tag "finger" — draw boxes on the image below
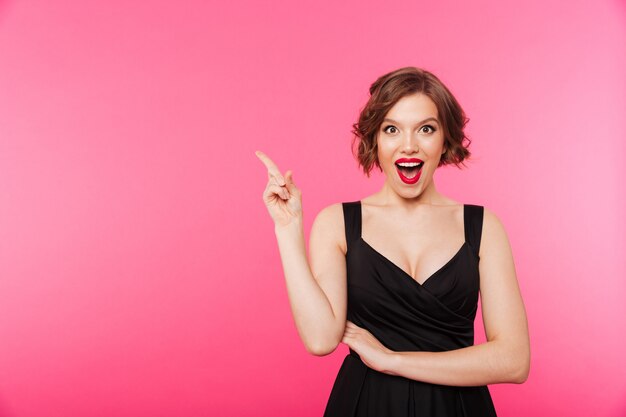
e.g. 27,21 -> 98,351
284,170 -> 298,193
267,177 -> 291,199
255,151 -> 285,185
266,184 -> 290,200
269,171 -> 286,187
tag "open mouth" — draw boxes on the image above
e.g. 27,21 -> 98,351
395,161 -> 424,180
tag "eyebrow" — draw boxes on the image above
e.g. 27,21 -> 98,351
383,117 -> 440,126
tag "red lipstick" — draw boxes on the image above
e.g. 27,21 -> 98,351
395,158 -> 424,185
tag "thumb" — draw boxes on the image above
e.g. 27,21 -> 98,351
284,170 -> 297,192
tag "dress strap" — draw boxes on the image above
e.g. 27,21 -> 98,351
464,204 -> 485,258
342,201 -> 362,253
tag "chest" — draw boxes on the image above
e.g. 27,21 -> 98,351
360,209 -> 465,285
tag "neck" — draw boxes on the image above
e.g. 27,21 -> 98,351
378,178 -> 443,208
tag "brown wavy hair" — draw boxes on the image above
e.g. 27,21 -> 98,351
352,66 -> 471,177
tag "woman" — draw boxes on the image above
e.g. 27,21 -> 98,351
255,66 -> 530,416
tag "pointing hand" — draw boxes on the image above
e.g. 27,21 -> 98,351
255,150 -> 303,228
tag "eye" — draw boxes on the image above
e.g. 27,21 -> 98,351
383,125 -> 397,134
421,125 -> 436,134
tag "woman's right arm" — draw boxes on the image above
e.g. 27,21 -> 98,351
275,204 -> 347,356
256,151 -> 347,356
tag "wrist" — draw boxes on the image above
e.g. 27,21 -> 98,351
274,217 -> 303,234
384,351 -> 404,376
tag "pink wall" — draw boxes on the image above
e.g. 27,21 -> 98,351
0,0 -> 624,416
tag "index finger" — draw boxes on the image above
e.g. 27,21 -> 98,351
255,150 -> 285,185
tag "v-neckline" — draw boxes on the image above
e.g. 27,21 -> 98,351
358,201 -> 467,287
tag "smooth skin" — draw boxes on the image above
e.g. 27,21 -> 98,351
256,92 -> 530,386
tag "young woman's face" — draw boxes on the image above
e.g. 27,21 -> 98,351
376,93 -> 446,198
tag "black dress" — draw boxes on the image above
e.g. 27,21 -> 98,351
323,201 -> 498,417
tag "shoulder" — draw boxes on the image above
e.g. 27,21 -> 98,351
314,202 -> 345,224
311,203 -> 347,254
482,206 -> 507,234
478,206 -> 511,258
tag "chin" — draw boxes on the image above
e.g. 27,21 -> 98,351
397,185 -> 423,197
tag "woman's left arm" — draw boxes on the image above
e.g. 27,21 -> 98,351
344,208 -> 531,386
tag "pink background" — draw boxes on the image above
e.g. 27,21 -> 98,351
1,0 -> 625,416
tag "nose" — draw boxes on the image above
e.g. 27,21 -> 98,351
401,132 -> 419,153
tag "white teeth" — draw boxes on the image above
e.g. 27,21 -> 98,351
396,162 -> 423,167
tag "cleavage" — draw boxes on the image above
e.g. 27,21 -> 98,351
361,205 -> 464,284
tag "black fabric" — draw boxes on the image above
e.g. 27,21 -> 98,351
323,201 -> 497,417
